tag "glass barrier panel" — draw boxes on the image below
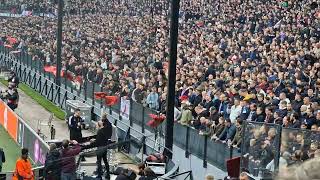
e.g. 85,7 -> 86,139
241,122 -> 281,179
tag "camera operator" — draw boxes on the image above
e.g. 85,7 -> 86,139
60,139 -> 82,180
90,116 -> 112,179
68,108 -> 84,142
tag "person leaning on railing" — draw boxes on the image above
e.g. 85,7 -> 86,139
60,140 -> 82,180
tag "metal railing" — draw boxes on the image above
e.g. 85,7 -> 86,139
0,46 -> 240,171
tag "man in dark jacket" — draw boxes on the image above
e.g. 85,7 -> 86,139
5,87 -> 19,111
91,117 -> 113,179
8,71 -> 19,88
60,140 -> 82,180
0,148 -> 5,172
44,144 -> 61,180
218,119 -> 236,142
68,108 -> 84,142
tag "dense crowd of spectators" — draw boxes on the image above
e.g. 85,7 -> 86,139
0,0 -> 320,175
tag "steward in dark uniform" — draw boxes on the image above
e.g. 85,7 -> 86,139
68,108 -> 84,142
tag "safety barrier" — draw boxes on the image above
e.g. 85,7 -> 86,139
0,99 -> 49,179
0,46 -> 239,172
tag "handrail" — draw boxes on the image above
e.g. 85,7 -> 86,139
2,52 -> 173,154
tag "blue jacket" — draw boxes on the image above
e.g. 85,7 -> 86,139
219,124 -> 236,141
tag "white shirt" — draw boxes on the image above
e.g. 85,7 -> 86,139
229,105 -> 242,123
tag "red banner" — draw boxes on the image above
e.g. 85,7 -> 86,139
0,100 -> 18,141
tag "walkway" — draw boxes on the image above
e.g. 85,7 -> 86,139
0,83 -> 137,179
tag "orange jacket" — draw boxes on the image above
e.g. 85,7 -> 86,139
12,158 -> 34,180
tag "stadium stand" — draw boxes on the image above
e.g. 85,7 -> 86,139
0,0 -> 320,179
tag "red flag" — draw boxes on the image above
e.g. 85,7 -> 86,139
147,114 -> 166,128
74,76 -> 83,84
105,96 -> 118,106
94,92 -> 107,99
61,71 -> 74,81
44,66 -> 57,75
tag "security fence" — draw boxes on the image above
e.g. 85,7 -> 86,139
0,46 -> 240,172
4,46 -> 320,178
241,122 -> 281,179
0,98 -> 49,179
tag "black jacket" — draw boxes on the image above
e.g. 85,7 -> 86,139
95,121 -> 113,147
44,149 -> 61,179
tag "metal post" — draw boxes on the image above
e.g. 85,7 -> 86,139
165,0 -> 180,159
203,135 -> 207,168
56,0 -> 64,104
56,0 -> 63,88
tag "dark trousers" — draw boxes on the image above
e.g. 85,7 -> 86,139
69,129 -> 82,142
97,150 -> 109,178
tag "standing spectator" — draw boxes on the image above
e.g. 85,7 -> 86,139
60,140 -> 82,180
44,144 -> 61,180
146,86 -> 159,110
229,98 -> 242,123
67,108 -> 84,142
132,84 -> 144,104
90,117 -> 113,179
211,117 -> 226,140
12,148 -> 34,180
179,105 -> 193,125
230,119 -> 244,148
218,119 -> 236,143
